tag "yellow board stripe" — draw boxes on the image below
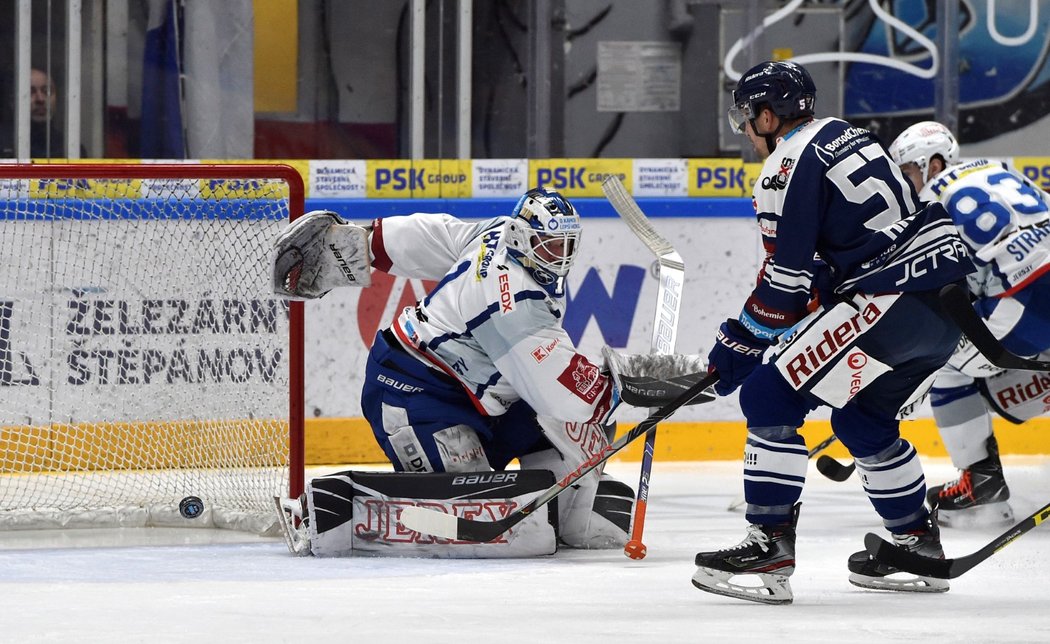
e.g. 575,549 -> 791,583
6,417 -> 1046,471
1,420 -> 287,472
303,417 -> 1050,466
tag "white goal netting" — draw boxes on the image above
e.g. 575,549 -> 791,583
0,165 -> 303,534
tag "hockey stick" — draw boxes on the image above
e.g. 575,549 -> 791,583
601,175 -> 685,561
940,283 -> 1050,371
727,433 -> 841,511
815,454 -> 855,482
398,372 -> 719,543
863,501 -> 1050,579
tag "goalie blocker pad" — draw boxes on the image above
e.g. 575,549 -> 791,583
601,347 -> 714,408
273,210 -> 372,299
303,469 -> 559,558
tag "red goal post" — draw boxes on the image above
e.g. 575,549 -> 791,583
0,163 -> 304,534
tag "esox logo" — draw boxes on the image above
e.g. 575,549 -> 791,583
498,273 -> 515,314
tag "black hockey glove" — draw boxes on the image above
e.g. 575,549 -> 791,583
706,319 -> 770,396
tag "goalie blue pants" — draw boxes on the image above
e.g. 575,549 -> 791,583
361,329 -> 547,472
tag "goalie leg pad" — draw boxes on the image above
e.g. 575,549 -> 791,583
592,474 -> 634,534
520,428 -> 635,550
297,470 -> 558,558
273,210 -> 372,299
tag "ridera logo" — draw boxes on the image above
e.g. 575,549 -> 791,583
784,302 -> 883,387
995,373 -> 1050,409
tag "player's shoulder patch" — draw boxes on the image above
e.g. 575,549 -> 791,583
474,227 -> 505,282
556,353 -> 605,404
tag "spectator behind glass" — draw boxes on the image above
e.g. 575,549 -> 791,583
0,68 -> 83,158
30,68 -> 66,158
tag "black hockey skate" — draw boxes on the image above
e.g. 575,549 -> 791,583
691,504 -> 798,605
927,436 -> 1013,528
848,510 -> 949,593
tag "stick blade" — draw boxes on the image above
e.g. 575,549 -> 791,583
397,506 -> 511,543
863,532 -> 954,579
815,455 -> 855,482
397,506 -> 461,540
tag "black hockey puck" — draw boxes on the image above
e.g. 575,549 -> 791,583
179,496 -> 205,519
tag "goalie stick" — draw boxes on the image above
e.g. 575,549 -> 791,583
863,500 -> 1050,579
600,176 -> 685,561
397,372 -> 719,543
940,283 -> 1050,371
727,433 -> 841,511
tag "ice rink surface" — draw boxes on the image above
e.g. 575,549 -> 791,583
2,457 -> 1048,643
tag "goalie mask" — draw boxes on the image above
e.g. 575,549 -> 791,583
888,121 -> 960,186
505,187 -> 581,296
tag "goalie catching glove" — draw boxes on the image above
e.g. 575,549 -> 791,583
273,210 -> 373,299
601,346 -> 714,408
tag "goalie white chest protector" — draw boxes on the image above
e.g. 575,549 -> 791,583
371,213 -> 613,423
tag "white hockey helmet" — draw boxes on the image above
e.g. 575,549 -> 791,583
888,121 -> 960,185
505,187 -> 582,286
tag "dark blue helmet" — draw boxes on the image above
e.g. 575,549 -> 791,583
728,61 -> 816,133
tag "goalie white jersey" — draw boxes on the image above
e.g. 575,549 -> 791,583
369,212 -> 615,422
921,159 -> 1050,298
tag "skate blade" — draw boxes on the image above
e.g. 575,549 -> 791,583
848,571 -> 949,593
691,566 -> 793,605
937,501 -> 1014,529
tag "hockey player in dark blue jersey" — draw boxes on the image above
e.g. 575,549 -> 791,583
691,61 -> 976,604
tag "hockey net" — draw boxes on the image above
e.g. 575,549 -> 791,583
0,164 -> 305,535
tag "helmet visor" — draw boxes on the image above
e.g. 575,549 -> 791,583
727,101 -> 754,134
